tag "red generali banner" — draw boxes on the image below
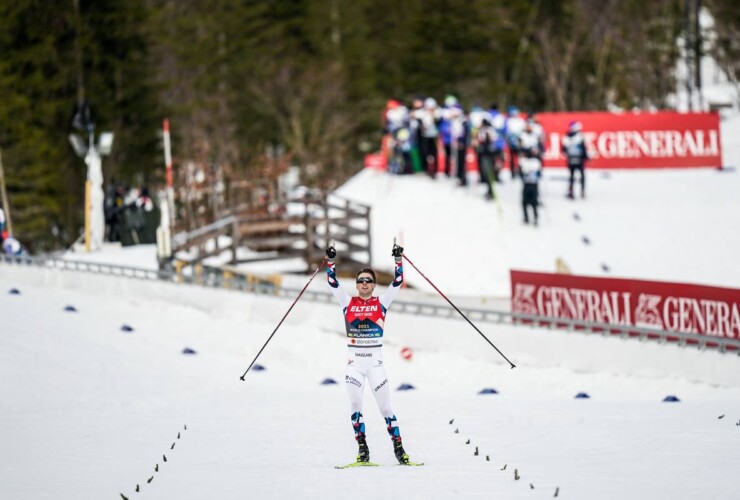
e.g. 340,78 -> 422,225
536,111 -> 722,169
510,270 -> 740,340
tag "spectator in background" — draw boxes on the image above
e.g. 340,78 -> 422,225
467,104 -> 490,132
124,186 -> 140,206
136,187 -> 154,211
449,105 -> 470,186
519,121 -> 541,161
384,100 -> 405,136
527,115 -> 546,158
505,106 -> 526,179
104,184 -> 126,242
384,100 -> 411,175
393,127 -> 413,175
439,96 -> 456,178
467,104 -> 491,191
562,121 -> 589,199
419,98 -> 441,178
118,186 -> 151,243
488,104 -> 507,182
520,146 -> 542,226
476,119 -> 499,199
408,97 -> 425,174
3,235 -> 25,257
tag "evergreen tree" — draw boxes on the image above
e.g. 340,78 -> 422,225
1,0 -> 707,251
0,0 -> 161,251
0,1 -> 80,251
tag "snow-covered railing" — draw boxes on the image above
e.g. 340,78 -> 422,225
1,254 -> 168,280
3,254 -> 738,354
47,258 -> 166,280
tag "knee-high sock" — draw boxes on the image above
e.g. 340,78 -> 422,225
351,411 -> 366,439
385,415 -> 401,442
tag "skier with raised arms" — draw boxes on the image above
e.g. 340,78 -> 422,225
326,241 -> 420,468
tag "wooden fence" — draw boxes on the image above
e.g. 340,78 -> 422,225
170,193 -> 371,273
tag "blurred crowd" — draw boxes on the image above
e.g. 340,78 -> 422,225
0,184 -> 157,257
383,96 -> 545,183
382,95 -> 589,226
104,183 -> 156,244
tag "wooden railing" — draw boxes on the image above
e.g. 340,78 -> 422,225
169,193 -> 371,272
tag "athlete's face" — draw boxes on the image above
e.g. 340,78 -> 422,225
356,273 -> 376,299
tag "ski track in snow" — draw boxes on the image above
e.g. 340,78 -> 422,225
1,261 -> 739,499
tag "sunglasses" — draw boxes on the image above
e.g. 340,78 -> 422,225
356,277 -> 375,284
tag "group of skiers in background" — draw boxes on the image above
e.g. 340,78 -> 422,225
382,95 -> 590,227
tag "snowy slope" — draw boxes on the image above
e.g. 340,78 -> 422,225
1,263 -> 739,500
328,113 -> 740,298
2,108 -> 739,500
335,166 -> 740,298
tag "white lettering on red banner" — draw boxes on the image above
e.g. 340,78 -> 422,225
544,129 -> 719,161
536,111 -> 722,169
534,287 -> 633,325
511,271 -> 740,339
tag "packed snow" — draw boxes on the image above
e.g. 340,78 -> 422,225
1,111 -> 739,500
1,263 -> 739,500
337,166 -> 740,298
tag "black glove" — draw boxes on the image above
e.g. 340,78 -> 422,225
391,244 -> 404,258
326,246 -> 336,259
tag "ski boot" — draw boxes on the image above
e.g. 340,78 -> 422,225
357,436 -> 370,463
393,438 -> 409,465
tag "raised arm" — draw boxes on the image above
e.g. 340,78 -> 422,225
379,243 -> 404,309
326,245 -> 351,308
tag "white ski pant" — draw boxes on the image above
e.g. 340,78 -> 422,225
345,346 -> 400,436
345,347 -> 394,417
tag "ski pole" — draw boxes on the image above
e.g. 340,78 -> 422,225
239,257 -> 327,380
402,253 -> 516,369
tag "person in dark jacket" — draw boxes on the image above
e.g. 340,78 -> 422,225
476,119 -> 499,199
562,121 -> 589,199
520,147 -> 542,226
